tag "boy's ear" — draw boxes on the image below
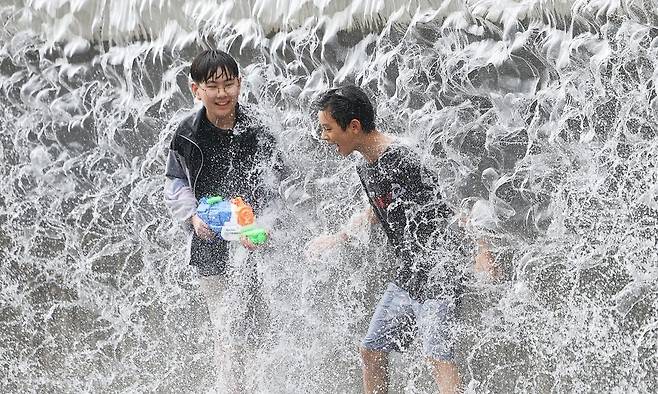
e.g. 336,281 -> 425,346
348,119 -> 363,133
190,81 -> 199,99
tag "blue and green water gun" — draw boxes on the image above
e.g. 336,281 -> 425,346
196,196 -> 268,245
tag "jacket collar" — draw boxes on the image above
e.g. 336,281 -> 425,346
187,103 -> 246,140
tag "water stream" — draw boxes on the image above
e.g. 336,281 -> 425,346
1,1 -> 656,392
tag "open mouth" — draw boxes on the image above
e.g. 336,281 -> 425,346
324,140 -> 340,152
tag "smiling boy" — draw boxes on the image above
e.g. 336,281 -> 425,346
164,49 -> 279,392
307,85 -> 496,393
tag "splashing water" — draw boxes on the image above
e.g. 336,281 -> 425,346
1,1 -> 657,392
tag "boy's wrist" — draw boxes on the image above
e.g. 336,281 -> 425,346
336,231 -> 349,242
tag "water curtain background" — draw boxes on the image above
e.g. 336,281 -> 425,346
1,0 -> 657,392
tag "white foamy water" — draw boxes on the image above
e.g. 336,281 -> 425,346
1,1 -> 656,392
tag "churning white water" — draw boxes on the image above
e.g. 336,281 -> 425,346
1,1 -> 656,392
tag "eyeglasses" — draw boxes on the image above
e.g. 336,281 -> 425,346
199,79 -> 239,96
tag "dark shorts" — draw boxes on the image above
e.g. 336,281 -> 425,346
361,282 -> 456,361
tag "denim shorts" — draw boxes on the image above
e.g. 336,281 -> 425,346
361,282 -> 456,361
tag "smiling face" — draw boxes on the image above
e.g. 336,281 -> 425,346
191,70 -> 241,128
318,109 -> 360,157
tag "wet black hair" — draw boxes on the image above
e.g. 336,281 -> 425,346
315,85 -> 376,132
190,49 -> 239,84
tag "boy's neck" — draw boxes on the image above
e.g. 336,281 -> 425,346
205,106 -> 237,130
206,113 -> 236,130
357,130 -> 393,164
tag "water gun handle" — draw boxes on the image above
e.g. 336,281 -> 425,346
220,224 -> 269,245
240,226 -> 268,245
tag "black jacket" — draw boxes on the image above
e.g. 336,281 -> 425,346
164,104 -> 280,274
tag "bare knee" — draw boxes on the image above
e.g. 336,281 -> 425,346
427,358 -> 455,370
360,347 -> 388,365
427,358 -> 461,394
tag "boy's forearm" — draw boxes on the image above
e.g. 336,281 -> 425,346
474,239 -> 500,278
336,206 -> 376,241
164,177 -> 198,226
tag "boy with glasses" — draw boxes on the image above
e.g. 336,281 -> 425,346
307,85 -> 495,393
164,49 -> 280,392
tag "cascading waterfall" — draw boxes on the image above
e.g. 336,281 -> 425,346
1,1 -> 656,392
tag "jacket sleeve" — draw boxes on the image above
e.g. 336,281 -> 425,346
164,147 -> 197,225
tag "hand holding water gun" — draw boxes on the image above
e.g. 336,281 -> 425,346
196,196 -> 269,247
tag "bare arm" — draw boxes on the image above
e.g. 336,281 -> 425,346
164,147 -> 215,241
473,238 -> 501,279
335,205 -> 378,241
304,206 -> 377,259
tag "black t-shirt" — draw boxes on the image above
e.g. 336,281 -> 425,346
190,113 -> 278,275
357,143 -> 463,300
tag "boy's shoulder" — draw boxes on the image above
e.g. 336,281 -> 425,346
236,104 -> 264,128
234,104 -> 275,142
379,141 -> 419,168
167,109 -> 201,152
172,109 -> 202,138
387,142 -> 414,157
381,142 -> 439,185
